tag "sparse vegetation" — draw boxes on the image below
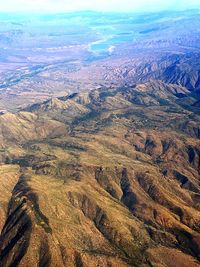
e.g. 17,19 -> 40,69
0,80 -> 199,266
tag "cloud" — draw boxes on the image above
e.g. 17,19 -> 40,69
0,0 -> 200,13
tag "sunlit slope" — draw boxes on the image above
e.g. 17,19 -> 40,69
0,81 -> 200,266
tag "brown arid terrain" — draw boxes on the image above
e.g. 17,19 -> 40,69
62,51 -> 200,95
1,10 -> 200,113
0,80 -> 200,266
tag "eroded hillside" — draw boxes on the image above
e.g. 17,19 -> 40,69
0,81 -> 200,266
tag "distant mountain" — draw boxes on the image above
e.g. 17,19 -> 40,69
101,53 -> 200,92
1,9 -> 200,111
0,81 -> 200,266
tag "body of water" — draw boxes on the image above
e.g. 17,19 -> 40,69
89,33 -> 135,54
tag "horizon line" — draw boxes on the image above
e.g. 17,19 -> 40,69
0,8 -> 199,15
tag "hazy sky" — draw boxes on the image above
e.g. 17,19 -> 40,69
0,0 -> 200,13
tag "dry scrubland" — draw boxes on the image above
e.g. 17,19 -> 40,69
0,81 -> 199,266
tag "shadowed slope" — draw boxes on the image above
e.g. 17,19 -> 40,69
0,81 -> 200,266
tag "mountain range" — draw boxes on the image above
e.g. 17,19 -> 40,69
0,79 -> 199,266
0,9 -> 200,267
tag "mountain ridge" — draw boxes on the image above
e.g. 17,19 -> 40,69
0,80 -> 200,266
